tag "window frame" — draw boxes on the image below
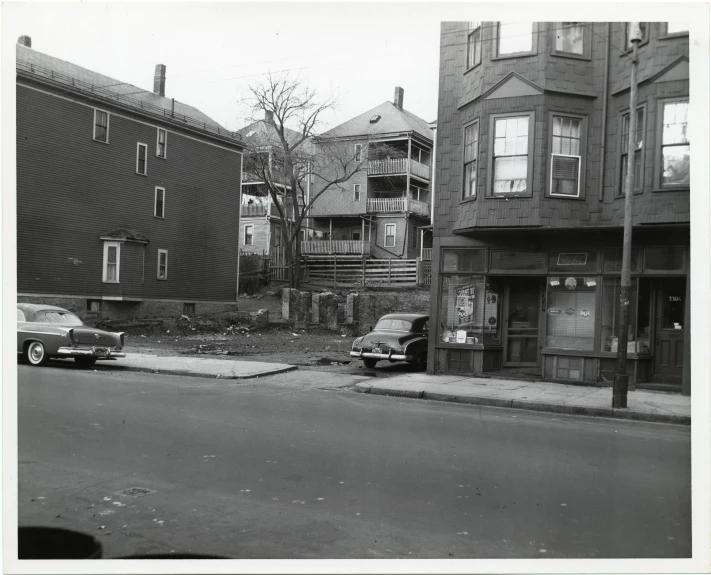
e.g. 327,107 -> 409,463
547,112 -> 586,199
156,128 -> 167,159
354,183 -> 361,202
93,109 -> 109,143
157,249 -> 168,281
493,22 -> 538,60
102,241 -> 121,283
244,224 -> 254,246
384,223 -> 396,248
154,186 -> 166,218
461,118 -> 480,201
654,98 -> 690,192
466,22 -> 483,70
551,22 -> 591,60
617,105 -> 646,196
136,142 -> 148,176
487,111 -> 536,198
660,22 -> 689,38
354,143 -> 363,162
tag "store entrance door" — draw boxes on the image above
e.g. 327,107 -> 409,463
653,278 -> 685,382
503,279 -> 540,367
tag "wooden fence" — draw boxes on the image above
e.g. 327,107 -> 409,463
303,256 -> 432,288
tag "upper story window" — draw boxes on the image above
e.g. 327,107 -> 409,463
497,22 -> 533,56
620,108 -> 645,195
136,143 -> 147,175
462,120 -> 479,199
550,116 -> 582,198
467,22 -> 482,68
154,187 -> 165,218
556,23 -> 584,55
94,110 -> 109,143
102,241 -> 120,283
491,114 -> 533,196
157,249 -> 168,280
244,224 -> 254,246
354,184 -> 361,201
665,22 -> 689,35
660,100 -> 689,188
156,128 -> 167,158
354,144 -> 363,162
625,22 -> 648,48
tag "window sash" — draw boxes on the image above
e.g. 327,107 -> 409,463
158,251 -> 168,280
354,184 -> 361,201
661,101 -> 690,187
244,225 -> 254,245
137,144 -> 147,175
498,22 -> 533,55
157,129 -> 167,157
666,22 -> 689,34
94,110 -> 108,142
155,187 -> 165,218
556,22 -> 584,54
354,144 -> 362,162
103,242 -> 120,283
385,224 -> 396,247
467,23 -> 482,67
550,154 -> 581,197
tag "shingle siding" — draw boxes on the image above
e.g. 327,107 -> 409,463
17,82 -> 242,302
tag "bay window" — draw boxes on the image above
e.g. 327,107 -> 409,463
497,22 -> 533,56
490,113 -> 534,197
659,100 -> 689,188
555,22 -> 584,55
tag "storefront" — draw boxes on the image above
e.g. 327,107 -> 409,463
432,236 -> 689,393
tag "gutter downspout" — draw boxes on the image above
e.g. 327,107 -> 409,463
598,22 -> 611,202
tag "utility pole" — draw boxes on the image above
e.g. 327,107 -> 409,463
613,23 -> 642,409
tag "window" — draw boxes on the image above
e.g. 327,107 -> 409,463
625,22 -> 647,48
550,115 -> 582,197
94,109 -> 109,143
36,311 -> 83,326
136,143 -> 147,175
156,128 -> 167,158
438,275 -> 486,344
87,300 -> 102,312
385,224 -> 396,247
183,303 -> 196,316
442,249 -> 487,272
463,121 -> 479,199
354,184 -> 361,201
665,22 -> 689,35
157,249 -> 168,280
497,22 -> 533,56
154,187 -> 165,218
556,22 -> 584,55
244,225 -> 254,246
620,108 -> 644,194
600,277 -> 638,353
102,241 -> 120,283
354,144 -> 362,162
352,230 -> 361,241
660,101 -> 689,188
466,22 -> 482,68
545,277 -> 596,351
491,115 -> 532,196
274,225 -> 282,247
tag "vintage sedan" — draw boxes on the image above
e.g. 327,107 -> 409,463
350,313 -> 429,370
17,304 -> 125,367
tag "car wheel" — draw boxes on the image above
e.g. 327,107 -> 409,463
412,352 -> 427,371
26,341 -> 48,367
363,358 -> 378,369
75,357 -> 97,368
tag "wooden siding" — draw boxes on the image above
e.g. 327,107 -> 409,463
17,83 -> 242,302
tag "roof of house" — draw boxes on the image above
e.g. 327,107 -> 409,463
16,44 -> 229,136
238,119 -> 316,155
319,101 -> 434,143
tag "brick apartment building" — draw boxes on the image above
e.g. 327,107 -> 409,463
429,22 -> 690,394
307,88 -> 434,259
16,36 -> 244,319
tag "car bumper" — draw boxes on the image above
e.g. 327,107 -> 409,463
350,351 -> 412,361
57,347 -> 125,359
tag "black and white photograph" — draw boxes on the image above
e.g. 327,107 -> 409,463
2,2 -> 710,573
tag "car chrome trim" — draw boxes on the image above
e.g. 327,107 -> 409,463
56,347 -> 126,358
350,352 -> 412,361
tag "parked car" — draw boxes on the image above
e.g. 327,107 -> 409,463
350,313 -> 429,370
17,304 -> 125,367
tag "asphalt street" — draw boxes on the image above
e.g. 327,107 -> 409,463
18,364 -> 691,559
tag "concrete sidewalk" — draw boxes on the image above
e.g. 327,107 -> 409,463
355,374 -> 691,425
105,353 -> 297,379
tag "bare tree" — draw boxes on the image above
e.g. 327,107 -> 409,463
240,74 -> 377,289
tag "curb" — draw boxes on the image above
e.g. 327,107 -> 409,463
103,364 -> 299,380
356,384 -> 690,426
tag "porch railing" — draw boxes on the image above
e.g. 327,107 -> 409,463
240,200 -> 294,219
367,158 -> 431,181
301,240 -> 371,255
421,248 -> 433,261
366,197 -> 430,217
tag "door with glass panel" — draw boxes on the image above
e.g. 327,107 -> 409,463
653,278 -> 685,381
503,280 -> 540,366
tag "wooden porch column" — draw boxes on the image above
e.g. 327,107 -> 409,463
361,219 -> 365,255
329,218 -> 333,254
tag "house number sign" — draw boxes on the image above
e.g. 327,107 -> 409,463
669,296 -> 682,302
557,253 -> 588,266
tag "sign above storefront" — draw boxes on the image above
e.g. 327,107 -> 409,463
557,253 -> 588,266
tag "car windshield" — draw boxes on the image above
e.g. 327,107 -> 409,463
374,319 -> 413,332
35,311 -> 84,326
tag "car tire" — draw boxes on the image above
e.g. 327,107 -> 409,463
75,357 -> 97,368
26,341 -> 48,367
363,358 -> 378,369
412,352 -> 427,372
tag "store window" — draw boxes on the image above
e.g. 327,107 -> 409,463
600,278 -> 639,353
439,275 -> 486,344
441,249 -> 487,273
545,276 -> 596,351
644,246 -> 685,271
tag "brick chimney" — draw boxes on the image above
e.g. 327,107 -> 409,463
265,110 -> 274,124
153,64 -> 166,97
17,35 -> 32,48
394,86 -> 404,110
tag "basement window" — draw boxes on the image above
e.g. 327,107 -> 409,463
87,300 -> 102,312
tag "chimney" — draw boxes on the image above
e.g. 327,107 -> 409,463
18,35 -> 32,48
394,86 -> 404,110
265,110 -> 274,124
153,64 -> 166,97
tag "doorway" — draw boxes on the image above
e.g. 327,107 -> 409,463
503,279 -> 541,368
652,278 -> 685,383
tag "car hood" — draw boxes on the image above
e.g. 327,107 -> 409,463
70,327 -> 120,347
358,330 -> 424,351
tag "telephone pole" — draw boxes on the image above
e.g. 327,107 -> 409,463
613,24 -> 642,409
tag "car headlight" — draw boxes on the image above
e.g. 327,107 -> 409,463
352,337 -> 363,349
